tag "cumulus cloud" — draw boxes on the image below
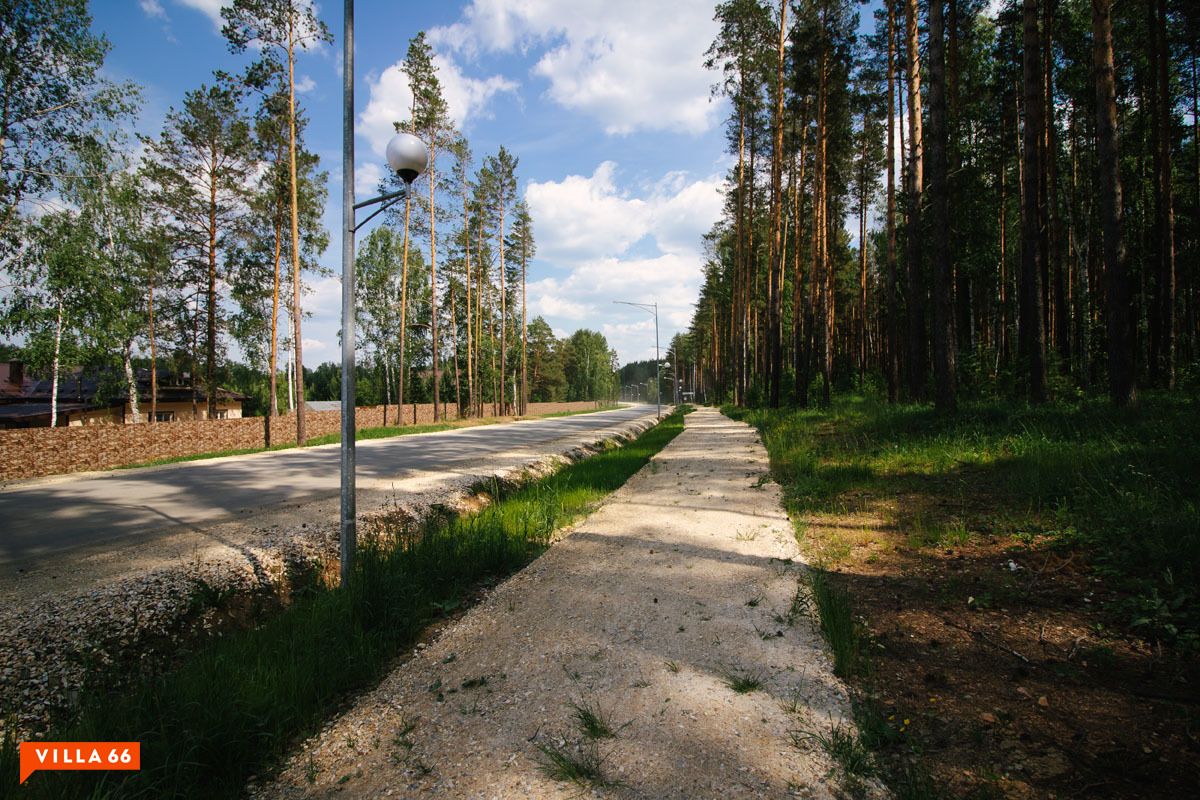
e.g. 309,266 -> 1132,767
295,75 -> 317,94
522,163 -> 723,362
140,0 -> 167,20
524,162 -> 648,265
525,161 -> 722,268
359,54 -> 517,157
355,162 -> 384,197
174,0 -> 224,30
429,0 -> 720,135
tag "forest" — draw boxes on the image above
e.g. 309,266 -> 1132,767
0,2 -> 618,442
677,0 -> 1198,411
685,2 -> 1200,796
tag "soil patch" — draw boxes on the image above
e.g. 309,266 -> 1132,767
801,488 -> 1200,799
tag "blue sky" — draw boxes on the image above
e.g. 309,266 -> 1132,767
97,0 -> 735,367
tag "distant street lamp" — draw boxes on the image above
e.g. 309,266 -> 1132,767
613,300 -> 660,418
340,1 -> 428,587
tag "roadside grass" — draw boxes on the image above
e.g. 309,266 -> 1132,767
731,393 -> 1200,798
534,403 -> 621,418
115,405 -> 623,472
6,409 -> 689,800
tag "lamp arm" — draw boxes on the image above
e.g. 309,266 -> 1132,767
353,188 -> 408,232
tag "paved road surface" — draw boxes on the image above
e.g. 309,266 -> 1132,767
0,405 -> 660,569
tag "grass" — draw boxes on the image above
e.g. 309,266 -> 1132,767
716,665 -> 765,694
792,719 -> 874,779
729,391 -> 1200,798
802,569 -> 867,678
535,403 -> 621,418
535,741 -> 612,789
7,408 -> 690,800
570,698 -> 626,740
726,392 -> 1200,648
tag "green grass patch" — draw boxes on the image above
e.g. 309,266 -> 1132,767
726,393 -> 1200,648
8,410 -> 689,799
535,404 -> 621,418
802,569 -> 868,679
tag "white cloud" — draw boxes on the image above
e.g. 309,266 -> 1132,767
295,75 -> 317,94
301,337 -> 332,355
355,162 -> 384,197
359,55 -> 517,157
524,162 -> 648,265
174,0 -> 223,30
140,0 -> 167,20
525,161 -> 721,268
307,275 -> 343,321
521,161 -> 722,362
429,0 -> 720,135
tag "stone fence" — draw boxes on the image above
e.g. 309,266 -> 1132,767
0,401 -> 606,482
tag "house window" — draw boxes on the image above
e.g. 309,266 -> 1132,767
154,411 -> 174,422
214,410 -> 228,420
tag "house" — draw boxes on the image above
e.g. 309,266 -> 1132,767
0,360 -> 247,428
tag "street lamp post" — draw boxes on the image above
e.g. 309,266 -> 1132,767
613,300 -> 660,418
341,0 -> 428,587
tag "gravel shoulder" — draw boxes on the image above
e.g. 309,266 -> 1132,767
254,407 -> 876,800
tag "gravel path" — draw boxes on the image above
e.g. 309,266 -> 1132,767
254,407 -> 874,800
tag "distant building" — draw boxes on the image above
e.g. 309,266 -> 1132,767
0,360 -> 247,429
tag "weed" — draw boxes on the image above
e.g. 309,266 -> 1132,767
186,577 -> 235,614
665,660 -> 680,673
746,594 -> 764,607
735,528 -> 759,541
305,755 -> 319,784
536,740 -> 617,789
779,690 -> 803,714
754,624 -> 778,640
805,569 -> 867,678
792,719 -> 874,778
939,519 -> 973,548
717,665 -> 765,693
392,716 -> 417,750
570,698 -> 627,740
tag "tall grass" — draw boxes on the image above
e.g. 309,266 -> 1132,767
6,410 -> 688,800
727,393 -> 1200,647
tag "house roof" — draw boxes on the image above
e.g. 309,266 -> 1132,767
0,363 -> 248,405
0,401 -> 99,423
0,362 -> 38,400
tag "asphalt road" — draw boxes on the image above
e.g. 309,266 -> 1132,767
0,404 -> 661,569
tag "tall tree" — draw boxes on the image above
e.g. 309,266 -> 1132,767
767,0 -> 787,408
142,82 -> 255,419
507,199 -> 535,416
0,0 -> 136,253
223,0 -> 332,444
1092,0 -> 1135,406
904,0 -> 928,400
486,147 -> 518,413
928,0 -> 957,411
1020,0 -> 1047,403
403,32 -> 456,422
885,0 -> 900,402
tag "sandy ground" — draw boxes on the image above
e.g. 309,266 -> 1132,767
254,407 -> 876,800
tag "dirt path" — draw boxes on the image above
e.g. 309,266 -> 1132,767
255,407 -> 873,800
